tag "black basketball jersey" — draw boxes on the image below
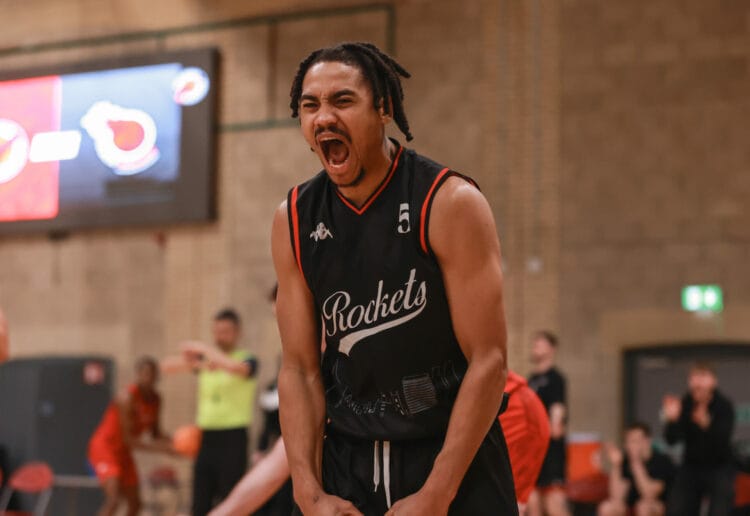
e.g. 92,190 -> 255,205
527,366 -> 566,414
287,140 -> 478,441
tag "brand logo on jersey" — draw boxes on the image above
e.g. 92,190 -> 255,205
397,203 -> 410,234
322,268 -> 427,356
310,222 -> 333,241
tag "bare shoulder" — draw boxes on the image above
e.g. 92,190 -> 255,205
272,199 -> 288,227
271,200 -> 290,251
271,199 -> 296,268
429,176 -> 500,261
430,176 -> 493,227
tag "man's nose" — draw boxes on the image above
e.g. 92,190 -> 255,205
314,103 -> 338,128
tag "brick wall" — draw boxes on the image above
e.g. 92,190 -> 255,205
560,0 -> 750,438
0,0 -> 522,491
1,0 -> 747,484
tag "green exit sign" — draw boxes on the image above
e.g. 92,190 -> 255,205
682,285 -> 723,312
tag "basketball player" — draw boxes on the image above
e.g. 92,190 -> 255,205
272,42 -> 517,515
88,356 -> 173,516
527,331 -> 570,516
0,307 -> 8,363
500,370 -> 551,515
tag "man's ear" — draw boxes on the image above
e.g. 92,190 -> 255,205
378,97 -> 394,122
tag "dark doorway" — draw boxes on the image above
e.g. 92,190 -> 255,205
623,343 -> 750,454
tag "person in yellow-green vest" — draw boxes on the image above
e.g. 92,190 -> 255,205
162,308 -> 258,516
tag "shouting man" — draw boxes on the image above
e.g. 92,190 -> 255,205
272,42 -> 516,515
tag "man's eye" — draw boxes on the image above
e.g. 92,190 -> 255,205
337,98 -> 352,105
301,102 -> 317,109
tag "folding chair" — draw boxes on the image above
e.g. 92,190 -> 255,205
0,462 -> 54,516
143,465 -> 183,516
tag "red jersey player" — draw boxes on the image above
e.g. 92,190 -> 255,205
500,370 -> 551,515
88,356 -> 173,516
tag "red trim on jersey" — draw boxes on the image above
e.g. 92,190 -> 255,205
335,146 -> 404,216
290,186 -> 303,274
419,167 -> 451,254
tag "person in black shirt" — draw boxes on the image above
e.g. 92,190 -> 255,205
272,42 -> 516,515
527,330 -> 570,516
662,362 -> 735,516
254,285 -> 284,466
599,422 -> 675,516
253,283 -> 294,516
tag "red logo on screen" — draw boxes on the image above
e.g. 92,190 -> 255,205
83,361 -> 106,385
81,101 -> 159,176
0,76 -> 61,222
0,119 -> 30,184
172,67 -> 210,106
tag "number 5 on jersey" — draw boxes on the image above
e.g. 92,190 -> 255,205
397,203 -> 410,234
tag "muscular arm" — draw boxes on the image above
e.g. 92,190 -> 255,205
0,307 -> 9,363
395,178 -> 509,510
272,202 -> 356,515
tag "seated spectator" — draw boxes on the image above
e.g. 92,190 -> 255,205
598,422 -> 675,516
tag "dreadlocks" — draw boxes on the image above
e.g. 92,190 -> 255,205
289,42 -> 414,141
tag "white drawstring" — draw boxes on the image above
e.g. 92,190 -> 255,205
373,440 -> 392,509
373,440 -> 380,493
383,440 -> 392,509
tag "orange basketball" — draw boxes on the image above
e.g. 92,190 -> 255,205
172,424 -> 201,458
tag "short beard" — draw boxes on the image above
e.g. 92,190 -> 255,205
336,167 -> 366,188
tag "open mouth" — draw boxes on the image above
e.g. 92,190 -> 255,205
319,136 -> 350,167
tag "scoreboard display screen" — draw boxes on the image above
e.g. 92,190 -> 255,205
0,47 -> 218,235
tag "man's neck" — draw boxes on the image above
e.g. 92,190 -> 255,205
137,384 -> 156,398
692,391 -> 714,407
336,138 -> 396,208
217,344 -> 236,355
533,357 -> 555,375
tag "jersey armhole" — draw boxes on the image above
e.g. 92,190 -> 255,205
286,186 -> 303,275
419,170 -> 481,256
